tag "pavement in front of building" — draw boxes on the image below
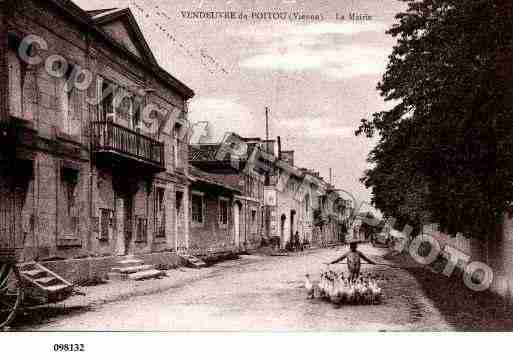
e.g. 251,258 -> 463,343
11,244 -> 460,331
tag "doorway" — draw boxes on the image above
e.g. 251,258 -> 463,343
123,194 -> 133,255
113,175 -> 139,256
280,214 -> 286,249
233,201 -> 242,248
290,210 -> 296,246
0,160 -> 32,255
115,191 -> 134,256
175,190 -> 184,251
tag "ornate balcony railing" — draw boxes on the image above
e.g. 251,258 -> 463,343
91,121 -> 165,170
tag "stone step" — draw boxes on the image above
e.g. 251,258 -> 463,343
18,262 -> 37,271
191,262 -> 206,268
128,269 -> 165,281
179,254 -> 207,268
45,284 -> 71,293
21,269 -> 47,279
107,272 -> 128,281
115,258 -> 144,268
35,276 -> 61,286
111,264 -> 155,274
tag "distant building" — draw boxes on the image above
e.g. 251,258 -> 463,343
189,135 -> 270,252
187,166 -> 241,256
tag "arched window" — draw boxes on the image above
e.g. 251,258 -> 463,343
305,194 -> 310,215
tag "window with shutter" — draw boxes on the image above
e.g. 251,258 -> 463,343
155,187 -> 166,238
191,193 -> 204,225
251,209 -> 257,234
219,198 -> 228,228
100,208 -> 113,241
8,51 -> 22,118
99,76 -> 116,123
136,217 -> 148,242
117,90 -> 134,129
176,191 -> 184,223
61,168 -> 79,237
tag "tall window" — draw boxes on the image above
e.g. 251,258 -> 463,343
173,123 -> 182,169
133,98 -> 142,130
117,90 -> 134,128
191,193 -> 204,225
176,191 -> 184,222
219,198 -> 228,227
251,208 -> 257,234
8,34 -> 22,118
261,207 -> 265,232
22,70 -> 37,122
155,187 -> 166,238
61,168 -> 79,236
60,67 -> 82,137
136,216 -> 148,243
100,208 -> 113,241
98,76 -> 116,122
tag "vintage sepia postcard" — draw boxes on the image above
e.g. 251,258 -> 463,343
1,0 -> 512,355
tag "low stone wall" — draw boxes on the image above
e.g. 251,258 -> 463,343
40,251 -> 183,285
422,223 -> 513,301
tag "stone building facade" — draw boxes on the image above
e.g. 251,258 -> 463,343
0,1 -> 194,262
187,165 -> 240,256
266,148 -> 346,249
189,135 -> 269,252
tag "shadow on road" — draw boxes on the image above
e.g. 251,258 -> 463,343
388,253 -> 513,331
10,304 -> 92,330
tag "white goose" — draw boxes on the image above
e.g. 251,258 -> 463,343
304,274 -> 315,299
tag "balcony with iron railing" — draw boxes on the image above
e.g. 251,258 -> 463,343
91,121 -> 165,172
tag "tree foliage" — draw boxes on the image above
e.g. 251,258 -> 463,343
356,0 -> 513,239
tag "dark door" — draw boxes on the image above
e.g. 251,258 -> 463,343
290,210 -> 296,245
0,164 -> 13,250
0,161 -> 31,254
280,214 -> 286,249
123,194 -> 133,255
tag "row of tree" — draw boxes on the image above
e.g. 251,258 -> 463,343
356,0 -> 513,240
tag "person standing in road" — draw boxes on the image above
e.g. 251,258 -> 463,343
294,231 -> 300,252
328,240 -> 377,281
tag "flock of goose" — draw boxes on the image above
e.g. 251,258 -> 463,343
305,270 -> 384,305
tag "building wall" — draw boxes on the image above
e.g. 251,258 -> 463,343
241,170 -> 264,250
271,172 -> 313,248
241,199 -> 263,250
1,0 -> 191,261
0,3 -> 9,122
188,186 -> 235,255
187,166 -> 265,252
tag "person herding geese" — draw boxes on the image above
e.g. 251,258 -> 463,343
328,238 -> 377,282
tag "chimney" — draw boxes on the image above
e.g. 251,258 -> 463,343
281,151 -> 294,167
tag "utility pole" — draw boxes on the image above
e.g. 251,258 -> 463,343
264,107 -> 271,240
265,107 -> 269,153
329,168 -> 332,185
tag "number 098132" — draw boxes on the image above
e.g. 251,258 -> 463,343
53,344 -> 85,352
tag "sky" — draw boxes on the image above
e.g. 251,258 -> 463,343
73,0 -> 406,205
